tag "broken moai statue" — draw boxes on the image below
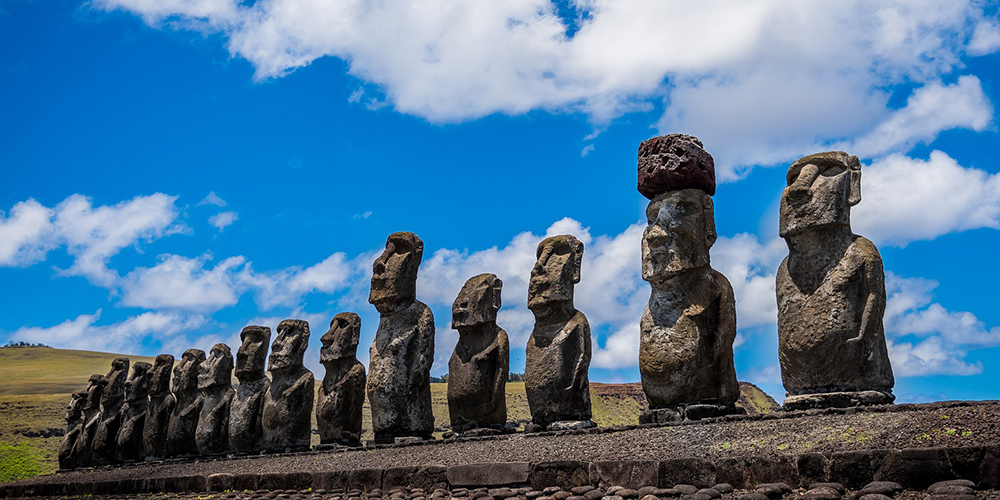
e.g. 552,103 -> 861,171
116,361 -> 151,463
196,343 -> 235,456
262,319 -> 314,452
58,390 -> 87,470
230,326 -> 271,454
636,134 -> 741,423
367,232 -> 435,443
524,235 -> 594,431
142,354 -> 175,460
316,313 -> 367,447
777,151 -> 894,410
448,273 -> 509,434
72,374 -> 104,467
92,357 -> 129,465
166,349 -> 205,458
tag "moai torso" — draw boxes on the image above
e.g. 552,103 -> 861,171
73,374 -> 104,467
143,354 -> 175,460
58,391 -> 86,470
230,326 -> 270,454
116,361 -> 151,463
262,319 -> 314,451
93,357 -> 129,465
317,313 -> 367,446
167,349 -> 205,458
196,344 -> 235,456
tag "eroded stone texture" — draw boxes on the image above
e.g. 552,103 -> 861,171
116,361 -> 151,463
637,134 -> 716,199
92,357 -> 129,465
262,319 -> 314,452
58,390 -> 87,470
448,273 -> 509,433
317,313 -> 366,446
167,349 -> 205,458
72,374 -> 104,467
230,326 -> 270,454
524,235 -> 593,430
367,232 -> 435,442
196,343 -> 235,456
776,151 -> 894,410
143,354 -> 175,460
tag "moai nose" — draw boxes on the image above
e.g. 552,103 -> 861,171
786,163 -> 820,204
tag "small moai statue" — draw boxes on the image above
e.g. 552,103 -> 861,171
58,390 -> 87,470
115,361 -> 151,463
262,319 -> 314,452
142,354 -> 175,460
448,273 -> 509,434
316,313 -> 366,447
777,151 -> 894,410
166,349 -> 205,458
367,232 -> 435,443
524,235 -> 594,431
230,326 -> 271,454
72,374 -> 104,467
92,357 -> 129,464
196,343 -> 235,456
636,134 -> 741,422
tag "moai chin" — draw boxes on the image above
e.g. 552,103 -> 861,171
142,354 -> 175,460
367,231 -> 435,443
262,319 -> 314,452
166,349 -> 205,458
777,151 -> 894,410
637,134 -> 741,423
316,313 -> 366,446
196,343 -> 235,456
92,357 -> 129,465
448,273 -> 509,434
230,326 -> 271,454
116,361 -> 151,463
72,374 -> 104,467
58,390 -> 87,470
524,235 -> 594,431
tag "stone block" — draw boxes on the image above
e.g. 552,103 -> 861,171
978,445 -> 1000,490
448,462 -> 531,487
715,458 -> 747,489
748,455 -> 797,486
163,475 -> 206,493
830,450 -> 894,490
207,473 -> 235,492
141,477 -> 166,493
232,473 -> 259,491
885,447 -> 954,488
383,465 -> 448,490
797,453 -> 828,487
314,470 -> 350,491
659,458 -> 716,488
531,461 -> 592,489
349,467 -> 385,491
590,461 -> 659,489
947,446 -> 986,482
258,471 -> 314,491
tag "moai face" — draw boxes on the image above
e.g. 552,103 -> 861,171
65,391 -> 86,421
641,189 -> 717,283
173,349 -> 206,392
125,362 -> 152,403
199,344 -> 234,390
269,319 -> 310,372
453,273 -> 503,329
84,375 -> 104,410
320,313 -> 360,364
236,326 -> 271,381
369,232 -> 424,313
150,354 -> 174,396
528,235 -> 583,312
101,357 -> 130,407
779,151 -> 861,238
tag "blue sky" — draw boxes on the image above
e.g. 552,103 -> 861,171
2,0 -> 1000,403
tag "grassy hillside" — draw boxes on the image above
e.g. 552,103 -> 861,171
0,347 -> 157,396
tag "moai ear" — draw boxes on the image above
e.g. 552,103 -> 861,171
491,276 -> 503,313
848,163 -> 862,207
702,193 -> 718,247
571,245 -> 583,284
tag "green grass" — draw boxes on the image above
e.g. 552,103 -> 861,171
0,347 -> 156,396
0,442 -> 45,482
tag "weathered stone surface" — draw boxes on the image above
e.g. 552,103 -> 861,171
448,462 -> 532,487
383,466 -> 448,491
637,134 -> 716,199
660,458 -> 716,488
167,349 -> 205,458
748,456 -> 797,487
798,454 -> 830,487
368,232 -> 435,442
829,449 -> 895,490
530,461 -> 591,489
590,461 -> 658,489
890,447 -> 955,488
196,343 -> 235,455
92,357 -> 129,464
262,319 -> 315,451
777,151 -> 894,408
142,354 -> 175,460
230,326 -> 270,454
449,273 -> 509,432
317,312 -> 367,446
58,390 -> 87,469
115,361 -> 151,463
525,235 -> 593,429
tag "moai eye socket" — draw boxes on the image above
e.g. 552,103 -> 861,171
820,164 -> 845,177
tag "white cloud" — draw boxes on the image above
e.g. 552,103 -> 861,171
120,253 -> 247,312
197,191 -> 227,207
11,309 -> 207,353
0,199 -> 55,267
712,234 -> 786,329
969,19 -> 1000,56
208,210 -> 239,231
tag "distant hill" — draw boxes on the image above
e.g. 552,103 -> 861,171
0,347 -> 157,396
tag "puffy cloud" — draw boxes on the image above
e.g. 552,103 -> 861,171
120,253 -> 247,312
208,211 -> 239,231
0,199 -> 56,267
243,252 -> 369,310
197,191 -> 227,207
968,19 -> 1000,56
712,234 -> 786,329
11,309 -> 207,353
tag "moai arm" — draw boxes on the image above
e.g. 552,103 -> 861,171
717,272 -> 738,350
412,306 -> 436,387
492,330 -> 510,405
849,239 -> 885,349
569,316 -> 592,393
286,370 -> 315,399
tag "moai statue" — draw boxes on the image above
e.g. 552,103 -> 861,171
116,361 -> 151,463
367,232 -> 435,443
316,313 -> 366,447
142,354 -> 175,460
58,390 -> 87,470
777,151 -> 894,410
448,273 -> 509,434
524,235 -> 594,431
72,374 -> 104,467
196,343 -> 235,456
166,349 -> 205,458
636,134 -> 741,422
92,357 -> 129,464
262,319 -> 314,452
230,326 -> 271,454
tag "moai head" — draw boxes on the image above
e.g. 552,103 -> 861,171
101,357 -> 130,408
269,319 -> 310,372
236,326 -> 271,382
320,313 -> 360,365
453,273 -> 503,330
84,374 -> 104,411
641,189 -> 717,283
173,349 -> 206,393
149,354 -> 174,396
125,362 -> 152,403
65,391 -> 87,422
528,235 -> 584,312
369,232 -> 424,313
779,151 -> 862,238
198,344 -> 234,391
